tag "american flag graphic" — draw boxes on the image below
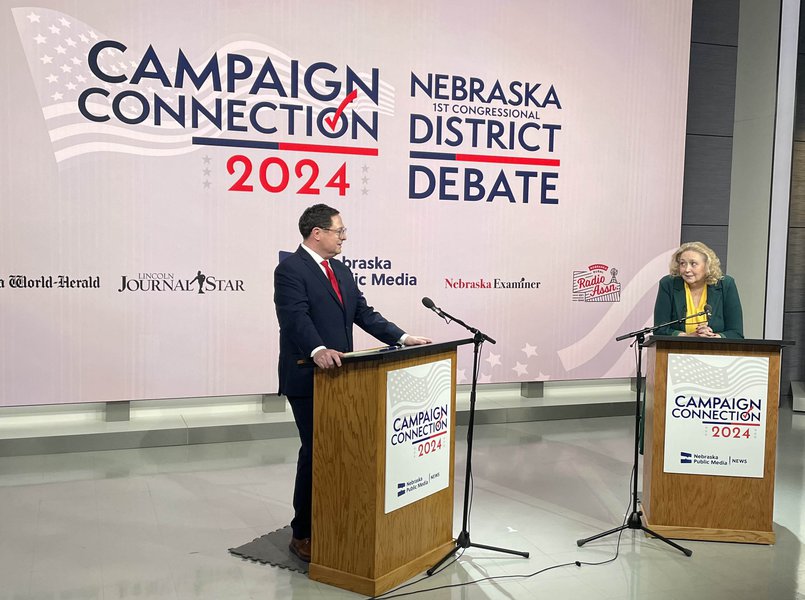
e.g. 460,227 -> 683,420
387,361 -> 451,416
12,7 -> 395,164
668,354 -> 768,396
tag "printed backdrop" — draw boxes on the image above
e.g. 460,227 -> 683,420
0,1 -> 692,406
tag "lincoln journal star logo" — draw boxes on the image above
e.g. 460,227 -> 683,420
118,270 -> 244,293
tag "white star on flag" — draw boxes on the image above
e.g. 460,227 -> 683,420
522,343 -> 538,357
484,352 -> 501,368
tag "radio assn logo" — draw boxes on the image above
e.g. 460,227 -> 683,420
572,263 -> 620,302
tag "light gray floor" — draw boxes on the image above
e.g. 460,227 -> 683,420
1,405 -> 804,600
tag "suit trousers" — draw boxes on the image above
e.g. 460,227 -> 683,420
288,395 -> 314,539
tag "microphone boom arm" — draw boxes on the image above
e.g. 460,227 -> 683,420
435,306 -> 496,345
615,308 -> 710,342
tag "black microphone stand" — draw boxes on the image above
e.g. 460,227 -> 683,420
575,311 -> 709,557
426,303 -> 529,575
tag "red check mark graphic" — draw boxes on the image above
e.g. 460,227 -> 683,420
325,89 -> 358,130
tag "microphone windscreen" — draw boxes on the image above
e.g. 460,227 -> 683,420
704,303 -> 712,316
422,297 -> 435,309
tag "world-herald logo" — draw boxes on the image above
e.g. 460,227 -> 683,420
572,263 -> 621,302
0,274 -> 100,289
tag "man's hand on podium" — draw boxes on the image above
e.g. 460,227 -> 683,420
403,336 -> 432,346
313,348 -> 344,369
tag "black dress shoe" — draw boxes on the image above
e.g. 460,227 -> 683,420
289,536 -> 311,562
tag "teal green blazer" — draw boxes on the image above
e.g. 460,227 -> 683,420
653,275 -> 744,339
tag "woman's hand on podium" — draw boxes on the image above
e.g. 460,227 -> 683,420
695,323 -> 721,338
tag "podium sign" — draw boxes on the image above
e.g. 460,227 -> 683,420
385,359 -> 452,513
663,353 -> 769,478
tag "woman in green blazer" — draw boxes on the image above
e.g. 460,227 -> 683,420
653,241 -> 744,339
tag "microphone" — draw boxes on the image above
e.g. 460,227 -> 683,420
704,304 -> 712,319
421,296 -> 446,318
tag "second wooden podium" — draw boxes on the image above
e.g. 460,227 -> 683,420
642,336 -> 792,544
307,339 -> 471,595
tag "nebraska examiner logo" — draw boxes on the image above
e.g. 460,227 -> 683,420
572,263 -> 621,302
118,270 -> 244,293
444,276 -> 541,290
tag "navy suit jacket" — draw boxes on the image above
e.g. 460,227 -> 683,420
653,274 -> 744,339
274,246 -> 405,397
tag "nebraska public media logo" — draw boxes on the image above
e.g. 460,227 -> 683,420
340,255 -> 418,287
679,450 -> 750,469
572,263 -> 621,302
117,270 -> 244,293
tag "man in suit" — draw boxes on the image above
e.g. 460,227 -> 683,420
274,204 -> 430,562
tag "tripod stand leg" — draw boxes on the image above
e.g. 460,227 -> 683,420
427,545 -> 459,575
577,524 -> 628,547
642,525 -> 693,557
471,541 -> 529,558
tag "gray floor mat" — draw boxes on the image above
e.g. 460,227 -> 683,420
229,525 -> 309,574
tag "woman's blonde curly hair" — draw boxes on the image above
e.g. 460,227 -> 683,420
669,241 -> 723,286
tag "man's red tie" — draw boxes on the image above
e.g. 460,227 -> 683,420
321,260 -> 343,304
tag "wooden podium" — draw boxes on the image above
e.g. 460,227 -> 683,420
307,339 -> 472,595
642,336 -> 792,544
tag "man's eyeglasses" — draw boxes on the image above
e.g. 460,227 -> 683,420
321,227 -> 348,237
